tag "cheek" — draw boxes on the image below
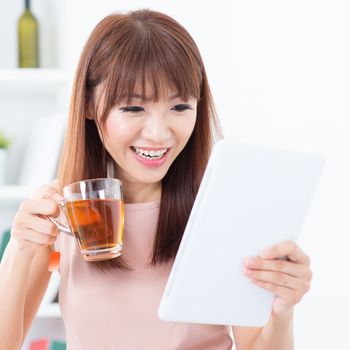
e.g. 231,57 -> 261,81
104,117 -> 119,139
178,115 -> 196,141
104,116 -> 132,146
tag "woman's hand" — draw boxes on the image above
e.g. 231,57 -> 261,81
11,181 -> 63,256
243,240 -> 312,316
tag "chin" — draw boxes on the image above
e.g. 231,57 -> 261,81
126,169 -> 166,185
139,174 -> 166,185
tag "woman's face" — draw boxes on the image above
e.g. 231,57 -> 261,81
100,88 -> 197,196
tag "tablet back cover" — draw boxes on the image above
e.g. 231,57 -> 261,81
158,140 -> 325,327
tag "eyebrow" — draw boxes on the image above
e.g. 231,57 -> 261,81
127,93 -> 181,101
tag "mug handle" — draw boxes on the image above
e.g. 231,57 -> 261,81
47,199 -> 73,236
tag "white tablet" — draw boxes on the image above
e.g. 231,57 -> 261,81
158,139 -> 325,327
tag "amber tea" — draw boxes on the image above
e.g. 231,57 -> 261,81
65,198 -> 124,261
48,178 -> 124,261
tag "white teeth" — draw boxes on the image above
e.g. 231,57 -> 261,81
132,147 -> 168,159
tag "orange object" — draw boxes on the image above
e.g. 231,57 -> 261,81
29,339 -> 49,350
48,251 -> 61,271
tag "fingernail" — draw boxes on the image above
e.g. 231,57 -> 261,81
245,258 -> 256,266
259,250 -> 270,259
243,267 -> 253,275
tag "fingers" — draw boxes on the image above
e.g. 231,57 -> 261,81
243,267 -> 310,291
248,279 -> 305,306
244,256 -> 311,279
42,180 -> 64,207
11,212 -> 59,252
243,241 -> 313,312
19,198 -> 60,218
43,187 -> 64,202
17,228 -> 58,245
11,182 -> 64,253
259,240 -> 310,265
52,178 -> 62,190
13,213 -> 59,237
243,263 -> 311,309
30,179 -> 63,201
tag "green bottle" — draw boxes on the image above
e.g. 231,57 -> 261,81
18,0 -> 39,68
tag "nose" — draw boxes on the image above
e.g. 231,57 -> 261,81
141,114 -> 172,144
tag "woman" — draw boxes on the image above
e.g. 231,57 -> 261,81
0,9 -> 312,349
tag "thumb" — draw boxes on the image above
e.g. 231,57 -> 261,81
52,178 -> 63,192
43,179 -> 64,201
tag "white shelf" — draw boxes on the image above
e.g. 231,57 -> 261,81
37,303 -> 61,318
0,69 -> 68,96
0,185 -> 34,205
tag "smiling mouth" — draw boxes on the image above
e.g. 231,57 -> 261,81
130,146 -> 169,160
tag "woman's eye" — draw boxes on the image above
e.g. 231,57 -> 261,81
119,106 -> 145,113
171,104 -> 193,112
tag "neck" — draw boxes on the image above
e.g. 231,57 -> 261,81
122,181 -> 161,204
25,0 -> 30,9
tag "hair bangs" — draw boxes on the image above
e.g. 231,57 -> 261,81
100,21 -> 202,115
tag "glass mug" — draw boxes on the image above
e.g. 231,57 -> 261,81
49,178 -> 124,261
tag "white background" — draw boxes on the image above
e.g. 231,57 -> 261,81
1,1 -> 350,349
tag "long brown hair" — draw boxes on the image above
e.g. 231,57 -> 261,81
57,9 -> 222,270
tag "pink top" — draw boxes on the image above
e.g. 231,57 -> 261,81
55,201 -> 233,350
